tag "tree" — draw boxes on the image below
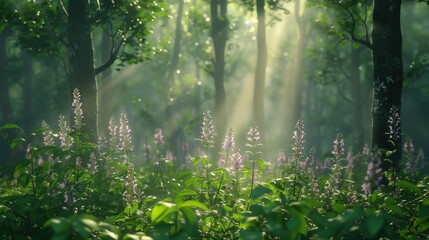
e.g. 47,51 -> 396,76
371,0 -> 403,171
253,0 -> 268,143
311,0 -> 404,171
210,0 -> 228,144
0,0 -> 14,124
15,0 -> 164,142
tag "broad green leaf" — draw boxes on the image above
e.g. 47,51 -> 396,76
0,124 -> 24,133
10,138 -> 26,150
366,211 -> 384,238
44,217 -> 69,233
179,200 -> 208,210
251,185 -> 272,199
398,180 -> 422,194
176,189 -> 197,202
150,201 -> 176,223
256,159 -> 266,170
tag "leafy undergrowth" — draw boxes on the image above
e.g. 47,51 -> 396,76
1,91 -> 429,240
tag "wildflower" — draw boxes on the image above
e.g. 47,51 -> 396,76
291,120 -> 305,160
346,150 -> 355,169
58,115 -> 73,149
387,105 -> 400,142
87,153 -> 98,175
72,88 -> 84,130
41,121 -> 55,146
75,156 -> 82,169
222,128 -> 236,152
277,149 -> 286,165
165,151 -> 175,162
154,128 -> 164,148
200,110 -> 215,147
98,132 -> 108,151
119,113 -> 133,152
108,116 -> 118,150
403,137 -> 414,154
362,151 -> 382,196
231,148 -> 243,172
331,133 -> 345,160
247,123 -> 261,146
143,140 -> 152,162
123,163 -> 139,206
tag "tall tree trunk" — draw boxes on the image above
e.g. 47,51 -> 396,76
67,0 -> 98,142
210,0 -> 228,146
349,46 -> 364,151
99,29 -> 113,129
22,51 -> 33,133
254,0 -> 267,144
0,32 -> 14,124
165,0 -> 184,161
291,0 -> 309,124
372,0 -> 403,171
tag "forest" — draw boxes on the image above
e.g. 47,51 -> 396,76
1,0 -> 429,239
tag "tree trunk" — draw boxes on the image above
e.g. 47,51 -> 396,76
371,0 -> 403,171
210,0 -> 228,144
67,0 -> 98,142
349,46 -> 364,151
99,29 -> 113,129
0,32 -> 14,124
22,51 -> 33,133
253,0 -> 267,144
165,0 -> 184,161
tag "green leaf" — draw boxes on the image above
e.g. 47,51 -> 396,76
251,185 -> 272,199
123,233 -> 153,240
176,189 -> 197,202
179,200 -> 208,210
150,201 -> 176,223
366,211 -> 384,238
240,229 -> 264,240
9,138 -> 26,150
398,180 -> 422,194
256,159 -> 266,170
44,217 -> 69,234
332,203 -> 346,214
0,124 -> 24,133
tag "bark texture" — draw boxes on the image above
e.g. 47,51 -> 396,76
371,0 -> 403,171
67,0 -> 98,142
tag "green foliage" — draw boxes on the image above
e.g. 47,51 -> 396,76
1,112 -> 429,239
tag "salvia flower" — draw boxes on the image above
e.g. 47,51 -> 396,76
58,115 -> 73,149
87,153 -> 98,175
292,120 -> 305,162
361,151 -> 382,196
277,149 -> 287,165
119,113 -> 133,152
331,133 -> 345,160
123,163 -> 139,206
403,137 -> 415,154
98,132 -> 108,151
222,128 -> 236,152
154,128 -> 164,147
231,147 -> 244,172
72,88 -> 84,130
41,121 -> 55,146
200,110 -> 215,148
108,116 -> 118,150
247,123 -> 261,146
387,105 -> 401,142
